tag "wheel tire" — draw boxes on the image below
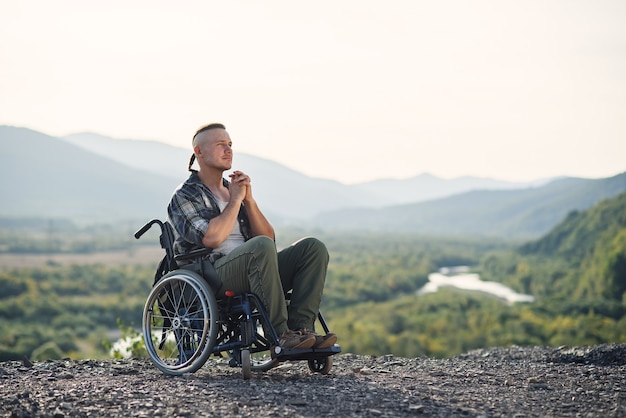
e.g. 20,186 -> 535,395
143,270 -> 218,375
308,356 -> 333,374
241,349 -> 251,380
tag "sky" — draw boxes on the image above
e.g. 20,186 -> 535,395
1,0 -> 625,184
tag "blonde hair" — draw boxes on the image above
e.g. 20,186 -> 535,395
192,123 -> 226,146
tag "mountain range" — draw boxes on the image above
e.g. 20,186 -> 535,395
60,131 -> 546,220
314,174 -> 626,239
1,125 -> 625,239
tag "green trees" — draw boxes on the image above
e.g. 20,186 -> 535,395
516,192 -> 626,302
0,192 -> 624,360
0,264 -> 152,361
0,273 -> 28,298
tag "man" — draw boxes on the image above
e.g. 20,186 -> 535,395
167,123 -> 337,349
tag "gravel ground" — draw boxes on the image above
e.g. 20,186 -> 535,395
1,344 -> 625,417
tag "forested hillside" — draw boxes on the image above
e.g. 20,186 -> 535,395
480,191 -> 626,310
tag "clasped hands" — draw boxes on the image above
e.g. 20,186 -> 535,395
228,170 -> 252,202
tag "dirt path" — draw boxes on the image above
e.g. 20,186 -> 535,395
2,344 -> 625,417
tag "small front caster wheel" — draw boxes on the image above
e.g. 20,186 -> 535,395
308,356 -> 332,374
241,349 -> 251,380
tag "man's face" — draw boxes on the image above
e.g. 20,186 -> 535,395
195,129 -> 233,171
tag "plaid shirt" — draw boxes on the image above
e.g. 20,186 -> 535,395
167,171 -> 251,256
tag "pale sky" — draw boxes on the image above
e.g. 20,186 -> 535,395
1,0 -> 625,184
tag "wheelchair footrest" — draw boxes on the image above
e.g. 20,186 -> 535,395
271,344 -> 341,361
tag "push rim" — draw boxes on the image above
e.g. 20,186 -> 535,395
142,271 -> 218,375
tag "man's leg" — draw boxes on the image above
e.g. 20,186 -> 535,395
277,237 -> 329,330
213,236 -> 289,335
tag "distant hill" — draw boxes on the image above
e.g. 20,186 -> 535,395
62,132 -> 376,221
520,192 -> 626,259
520,191 -> 626,301
482,191 -> 626,303
353,173 -> 551,205
60,131 -> 542,218
313,172 -> 626,239
63,132 -> 191,181
2,125 -> 625,239
0,126 -> 177,222
1,127 -> 376,222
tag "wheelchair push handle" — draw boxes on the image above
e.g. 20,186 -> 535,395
134,219 -> 164,239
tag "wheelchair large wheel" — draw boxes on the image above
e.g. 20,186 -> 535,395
143,270 -> 218,375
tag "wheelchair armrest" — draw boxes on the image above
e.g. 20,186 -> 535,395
174,247 -> 213,263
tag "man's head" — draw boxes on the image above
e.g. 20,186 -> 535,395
189,123 -> 232,173
192,123 -> 226,147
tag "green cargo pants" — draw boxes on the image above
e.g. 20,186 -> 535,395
213,235 -> 329,336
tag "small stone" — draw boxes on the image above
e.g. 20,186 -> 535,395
409,404 -> 426,413
22,356 -> 34,368
358,367 -> 373,375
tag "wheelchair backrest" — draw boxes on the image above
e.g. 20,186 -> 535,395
134,219 -> 179,284
156,222 -> 178,281
135,218 -> 220,290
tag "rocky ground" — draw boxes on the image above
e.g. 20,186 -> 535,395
1,344 -> 625,417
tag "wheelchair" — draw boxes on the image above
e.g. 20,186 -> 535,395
134,219 -> 341,379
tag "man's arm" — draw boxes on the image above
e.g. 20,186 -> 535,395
243,195 -> 275,240
201,201 -> 242,249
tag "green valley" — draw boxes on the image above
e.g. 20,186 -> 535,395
1,192 -> 625,361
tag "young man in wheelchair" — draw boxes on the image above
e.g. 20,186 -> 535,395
167,123 -> 337,350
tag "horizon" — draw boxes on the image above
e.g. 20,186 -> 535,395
1,1 -> 625,184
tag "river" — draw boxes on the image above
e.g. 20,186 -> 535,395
417,266 -> 535,304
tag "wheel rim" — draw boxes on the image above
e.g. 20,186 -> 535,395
143,272 -> 217,374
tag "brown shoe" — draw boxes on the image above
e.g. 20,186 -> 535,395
278,329 -> 316,349
300,329 -> 338,349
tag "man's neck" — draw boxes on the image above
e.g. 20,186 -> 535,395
197,167 -> 226,192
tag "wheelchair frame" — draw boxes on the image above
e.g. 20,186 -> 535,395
135,219 -> 340,379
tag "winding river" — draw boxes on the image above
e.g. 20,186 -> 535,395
417,266 -> 535,304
